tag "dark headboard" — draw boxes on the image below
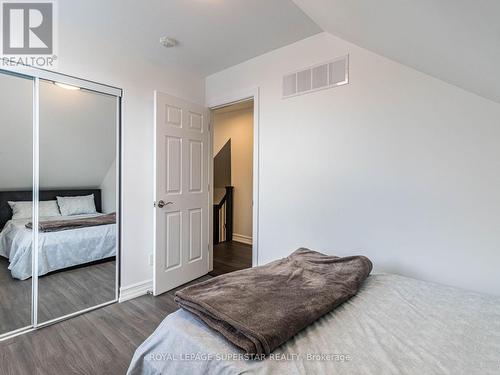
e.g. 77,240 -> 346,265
0,189 -> 101,231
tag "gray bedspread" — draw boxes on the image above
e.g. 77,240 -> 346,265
174,248 -> 372,355
25,212 -> 116,232
128,274 -> 500,375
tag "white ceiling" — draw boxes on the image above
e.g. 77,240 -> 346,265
292,0 -> 500,103
60,0 -> 321,77
61,1 -> 499,103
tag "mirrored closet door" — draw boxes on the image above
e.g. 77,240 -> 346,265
37,79 -> 119,323
0,67 -> 121,339
0,72 -> 34,337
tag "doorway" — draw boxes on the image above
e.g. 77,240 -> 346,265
152,91 -> 258,295
210,100 -> 254,276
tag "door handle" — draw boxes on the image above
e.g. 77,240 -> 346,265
157,200 -> 173,208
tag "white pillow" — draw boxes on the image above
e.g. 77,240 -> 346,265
8,200 -> 61,220
8,201 -> 32,220
40,200 -> 61,217
56,195 -> 97,216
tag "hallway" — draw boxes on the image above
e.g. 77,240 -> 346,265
210,241 -> 252,276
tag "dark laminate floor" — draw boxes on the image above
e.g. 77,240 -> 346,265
38,260 -> 116,323
0,257 -> 115,335
0,257 -> 30,334
209,240 -> 252,276
0,275 -> 211,375
0,243 -> 249,373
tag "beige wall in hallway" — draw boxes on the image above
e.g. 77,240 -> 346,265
213,103 -> 253,240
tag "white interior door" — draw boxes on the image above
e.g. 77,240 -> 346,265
154,91 -> 210,296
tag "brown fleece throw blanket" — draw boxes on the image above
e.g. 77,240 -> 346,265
174,248 -> 372,355
25,213 -> 116,232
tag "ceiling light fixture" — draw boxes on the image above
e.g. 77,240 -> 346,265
160,36 -> 178,48
54,82 -> 80,90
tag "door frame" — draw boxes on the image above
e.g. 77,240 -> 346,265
207,87 -> 260,269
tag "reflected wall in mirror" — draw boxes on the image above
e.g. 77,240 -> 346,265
0,72 -> 34,336
37,80 -> 118,323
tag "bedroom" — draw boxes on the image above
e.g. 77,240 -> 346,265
0,0 -> 499,374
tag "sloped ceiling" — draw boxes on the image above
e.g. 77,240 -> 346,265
39,81 -> 116,190
292,0 -> 500,103
0,73 -> 116,191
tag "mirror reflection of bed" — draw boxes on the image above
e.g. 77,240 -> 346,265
0,190 -> 116,326
0,71 -> 119,336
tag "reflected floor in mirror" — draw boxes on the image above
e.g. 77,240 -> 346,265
0,257 -> 115,329
38,259 -> 116,323
0,257 -> 31,334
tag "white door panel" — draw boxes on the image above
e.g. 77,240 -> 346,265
154,92 -> 209,295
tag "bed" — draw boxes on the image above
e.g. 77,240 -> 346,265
128,273 -> 500,375
0,189 -> 116,280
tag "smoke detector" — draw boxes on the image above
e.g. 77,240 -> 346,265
160,37 -> 178,48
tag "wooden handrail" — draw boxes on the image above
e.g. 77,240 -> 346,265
213,186 -> 233,245
214,193 -> 228,210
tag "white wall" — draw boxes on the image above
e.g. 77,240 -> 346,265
54,8 -> 205,290
0,73 -> 33,190
206,32 -> 500,296
213,106 -> 254,239
100,159 -> 117,214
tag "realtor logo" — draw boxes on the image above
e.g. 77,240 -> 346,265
1,0 -> 57,67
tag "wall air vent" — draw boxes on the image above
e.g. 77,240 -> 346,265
282,55 -> 349,99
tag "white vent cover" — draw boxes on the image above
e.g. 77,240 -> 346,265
282,55 -> 349,98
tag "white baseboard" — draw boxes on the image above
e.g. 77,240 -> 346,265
119,279 -> 153,302
233,233 -> 252,245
